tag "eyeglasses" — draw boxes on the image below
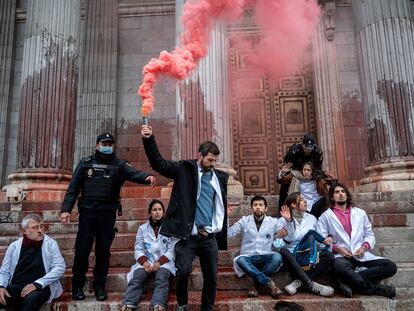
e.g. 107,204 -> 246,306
28,224 -> 46,231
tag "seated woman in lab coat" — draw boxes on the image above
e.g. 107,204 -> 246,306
122,199 -> 178,311
279,161 -> 330,219
278,192 -> 335,297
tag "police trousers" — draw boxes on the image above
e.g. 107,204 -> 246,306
72,208 -> 117,289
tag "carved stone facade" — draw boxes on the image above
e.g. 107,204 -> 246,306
0,0 -> 413,195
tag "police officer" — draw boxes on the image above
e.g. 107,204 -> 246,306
60,133 -> 156,301
277,133 -> 323,208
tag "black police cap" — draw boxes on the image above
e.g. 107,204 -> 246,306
96,133 -> 115,144
302,133 -> 316,150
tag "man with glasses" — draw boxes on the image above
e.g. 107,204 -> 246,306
0,214 -> 65,310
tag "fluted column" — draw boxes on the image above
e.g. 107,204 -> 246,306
9,0 -> 81,190
353,0 -> 414,191
175,0 -> 242,196
312,0 -> 347,179
75,0 -> 118,162
0,0 -> 16,185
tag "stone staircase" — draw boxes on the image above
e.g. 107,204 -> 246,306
0,188 -> 413,310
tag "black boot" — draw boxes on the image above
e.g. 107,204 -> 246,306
337,279 -> 353,298
374,284 -> 396,298
93,283 -> 108,301
72,287 -> 85,300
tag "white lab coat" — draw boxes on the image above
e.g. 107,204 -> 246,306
316,207 -> 382,261
228,215 -> 283,277
278,212 -> 318,253
0,235 -> 65,303
127,222 -> 178,282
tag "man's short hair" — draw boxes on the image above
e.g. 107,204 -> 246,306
328,181 -> 353,207
22,214 -> 43,229
198,141 -> 220,156
250,195 -> 267,207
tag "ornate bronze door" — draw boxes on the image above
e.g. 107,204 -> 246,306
229,34 -> 317,194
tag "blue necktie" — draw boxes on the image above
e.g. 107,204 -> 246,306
195,171 -> 215,229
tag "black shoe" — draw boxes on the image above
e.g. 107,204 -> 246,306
337,280 -> 353,298
72,287 -> 85,300
94,284 -> 108,301
374,284 -> 396,298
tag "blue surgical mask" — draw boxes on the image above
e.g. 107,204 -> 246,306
99,146 -> 113,154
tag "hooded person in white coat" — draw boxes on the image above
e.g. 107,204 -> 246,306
316,182 -> 397,298
228,195 -> 284,298
0,214 -> 65,310
122,200 -> 178,311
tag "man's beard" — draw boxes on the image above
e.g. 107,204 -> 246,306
254,211 -> 264,218
336,199 -> 347,206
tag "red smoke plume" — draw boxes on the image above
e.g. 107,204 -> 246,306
138,0 -> 320,117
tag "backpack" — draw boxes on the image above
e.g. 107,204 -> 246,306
292,229 -> 328,271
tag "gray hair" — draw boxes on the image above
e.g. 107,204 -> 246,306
21,214 -> 43,229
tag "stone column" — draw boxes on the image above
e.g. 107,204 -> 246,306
312,0 -> 347,179
175,0 -> 242,196
8,0 -> 81,191
75,0 -> 118,162
0,0 -> 16,185
353,0 -> 414,191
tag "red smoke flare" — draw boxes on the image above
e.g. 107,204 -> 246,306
138,0 -> 320,117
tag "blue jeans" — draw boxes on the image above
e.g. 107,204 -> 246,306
236,253 -> 283,286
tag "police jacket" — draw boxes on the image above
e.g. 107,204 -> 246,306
283,143 -> 323,171
61,153 -> 152,212
142,135 -> 229,249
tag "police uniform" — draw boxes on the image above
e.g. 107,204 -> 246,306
278,134 -> 323,208
61,133 -> 153,299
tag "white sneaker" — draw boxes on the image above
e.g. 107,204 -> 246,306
284,279 -> 303,295
308,281 -> 334,297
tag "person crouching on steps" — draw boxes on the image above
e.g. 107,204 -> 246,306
278,192 -> 335,297
122,200 -> 178,311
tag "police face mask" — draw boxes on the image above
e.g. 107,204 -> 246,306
99,146 -> 113,154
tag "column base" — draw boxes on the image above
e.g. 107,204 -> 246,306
2,170 -> 72,210
358,160 -> 414,192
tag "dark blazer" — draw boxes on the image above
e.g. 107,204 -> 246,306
143,135 -> 229,250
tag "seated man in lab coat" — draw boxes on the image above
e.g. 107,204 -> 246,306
317,182 -> 397,298
0,214 -> 66,310
228,195 -> 284,298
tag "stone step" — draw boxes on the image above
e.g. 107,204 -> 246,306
0,219 -> 146,235
372,242 -> 414,263
0,225 -> 412,252
3,239 -> 411,269
2,213 -> 412,236
42,291 -> 414,311
352,191 -> 414,203
0,232 -> 137,249
373,227 -> 414,243
54,261 -> 412,293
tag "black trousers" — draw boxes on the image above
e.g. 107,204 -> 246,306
333,257 -> 397,294
1,285 -> 50,311
72,208 -> 117,289
280,248 -> 334,285
175,235 -> 218,311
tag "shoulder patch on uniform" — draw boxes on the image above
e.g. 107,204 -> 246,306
82,156 -> 92,162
